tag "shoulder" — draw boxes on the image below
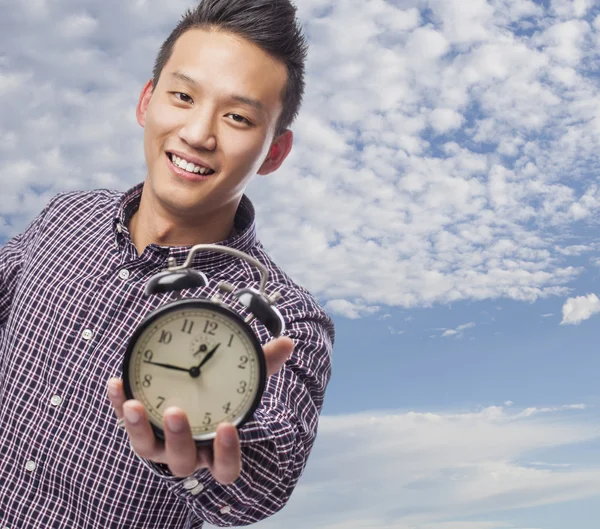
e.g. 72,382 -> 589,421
43,188 -> 122,219
2,189 -> 122,256
38,188 -> 123,232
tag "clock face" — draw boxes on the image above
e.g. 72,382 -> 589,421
123,301 -> 265,442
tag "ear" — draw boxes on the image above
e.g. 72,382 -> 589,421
136,79 -> 154,128
257,130 -> 294,175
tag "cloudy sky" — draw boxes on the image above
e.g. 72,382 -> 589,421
2,0 -> 600,528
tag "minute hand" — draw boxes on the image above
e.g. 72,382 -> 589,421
143,360 -> 190,373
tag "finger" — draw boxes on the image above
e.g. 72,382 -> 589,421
211,423 -> 241,485
123,400 -> 164,462
163,407 -> 201,477
263,336 -> 294,377
107,378 -> 127,419
197,446 -> 214,469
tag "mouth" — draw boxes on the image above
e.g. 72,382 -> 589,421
167,152 -> 216,176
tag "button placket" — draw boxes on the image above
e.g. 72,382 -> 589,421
190,483 -> 204,495
183,478 -> 199,490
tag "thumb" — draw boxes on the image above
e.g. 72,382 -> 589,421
263,336 -> 294,377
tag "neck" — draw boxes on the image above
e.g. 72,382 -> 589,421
129,190 -> 239,256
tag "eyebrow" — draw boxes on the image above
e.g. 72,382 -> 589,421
170,71 -> 265,113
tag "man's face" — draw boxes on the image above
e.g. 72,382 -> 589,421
137,29 -> 289,219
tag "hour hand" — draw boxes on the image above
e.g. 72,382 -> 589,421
196,343 -> 221,369
143,360 -> 190,373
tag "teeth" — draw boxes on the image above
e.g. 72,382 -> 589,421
170,154 -> 212,175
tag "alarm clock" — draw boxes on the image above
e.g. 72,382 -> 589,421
122,244 -> 284,445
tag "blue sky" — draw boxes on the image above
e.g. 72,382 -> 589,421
1,0 -> 600,528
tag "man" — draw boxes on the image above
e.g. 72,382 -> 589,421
0,0 -> 334,527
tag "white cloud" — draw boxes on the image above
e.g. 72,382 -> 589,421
551,0 -> 594,19
441,322 -> 476,338
387,325 -> 404,336
555,244 -> 596,256
535,20 -> 591,66
324,299 -> 380,319
430,108 -> 465,133
560,293 -> 600,325
528,461 -> 573,468
2,0 -> 600,317
59,13 -> 98,39
237,404 -> 600,529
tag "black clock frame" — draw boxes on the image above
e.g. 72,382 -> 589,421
122,297 -> 267,445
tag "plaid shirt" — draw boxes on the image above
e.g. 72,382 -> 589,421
0,183 -> 334,528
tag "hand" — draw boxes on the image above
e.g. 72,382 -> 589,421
108,336 -> 294,484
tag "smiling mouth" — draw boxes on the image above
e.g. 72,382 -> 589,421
167,152 -> 215,176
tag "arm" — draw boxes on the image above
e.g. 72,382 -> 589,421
0,205 -> 51,328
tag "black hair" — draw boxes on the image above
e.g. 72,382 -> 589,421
152,0 -> 308,135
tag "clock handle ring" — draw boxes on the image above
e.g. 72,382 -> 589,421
167,244 -> 270,295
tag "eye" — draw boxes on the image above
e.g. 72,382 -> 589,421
227,113 -> 253,126
173,92 -> 193,104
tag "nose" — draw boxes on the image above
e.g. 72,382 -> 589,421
178,105 -> 217,152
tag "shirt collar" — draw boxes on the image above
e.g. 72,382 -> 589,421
113,183 -> 259,266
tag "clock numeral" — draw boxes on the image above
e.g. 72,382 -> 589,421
144,350 -> 153,361
159,330 -> 172,344
228,334 -> 234,347
203,320 -> 218,336
143,374 -> 152,388
181,319 -> 194,334
237,380 -> 247,394
238,356 -> 248,369
222,402 -> 231,414
203,412 -> 212,425
156,396 -> 166,409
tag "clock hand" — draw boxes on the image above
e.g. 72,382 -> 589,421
193,344 -> 208,357
188,344 -> 221,379
196,343 -> 221,370
143,360 -> 190,373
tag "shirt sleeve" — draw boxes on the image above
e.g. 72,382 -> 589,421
0,203 -> 52,329
140,297 -> 334,527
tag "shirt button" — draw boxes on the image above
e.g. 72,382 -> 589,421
116,222 -> 123,233
25,460 -> 36,472
82,329 -> 93,341
50,395 -> 62,407
220,505 -> 231,514
190,483 -> 204,495
183,478 -> 199,490
118,269 -> 130,280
